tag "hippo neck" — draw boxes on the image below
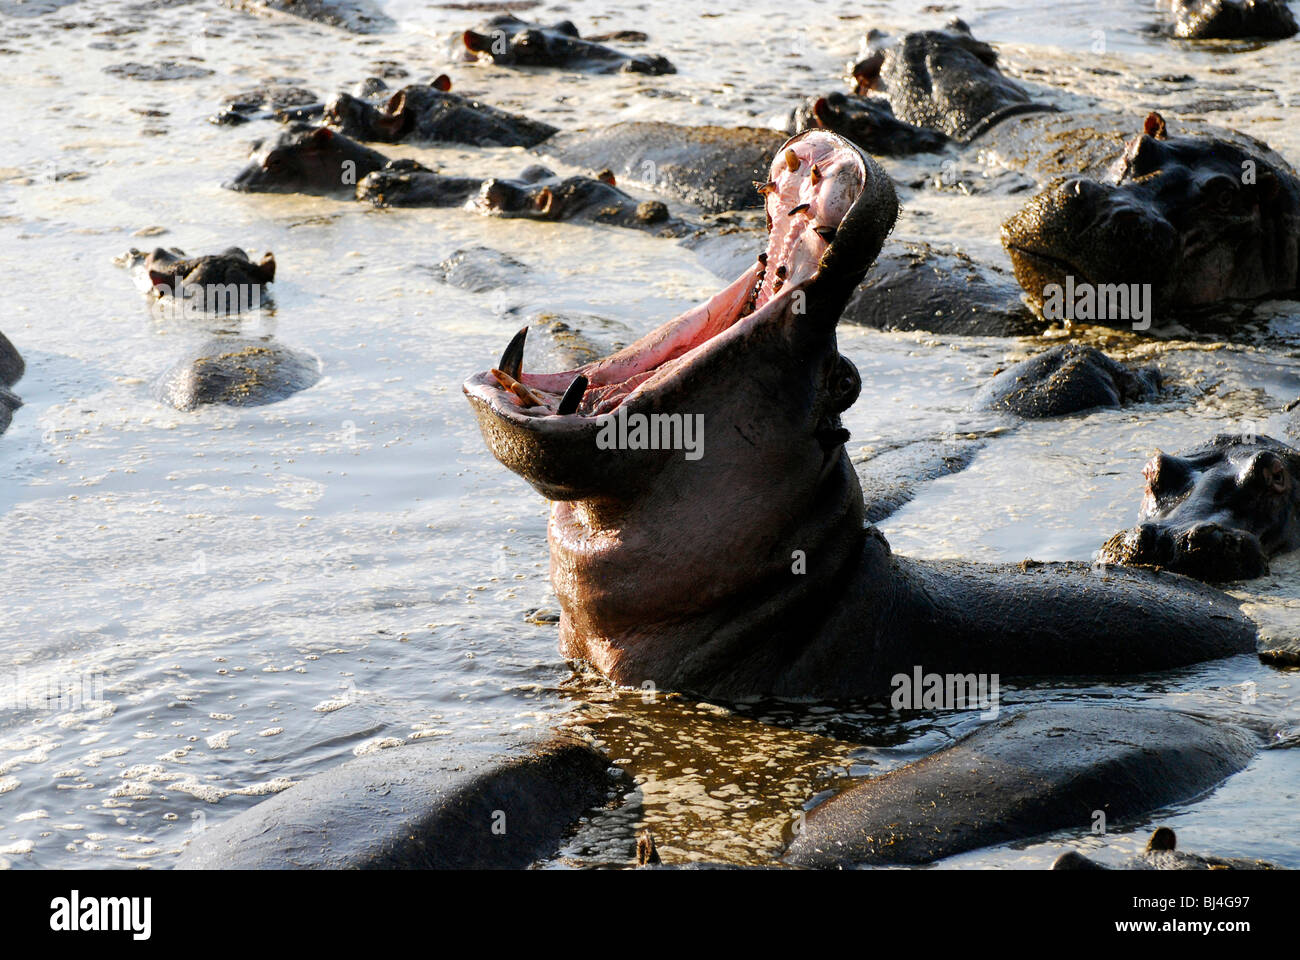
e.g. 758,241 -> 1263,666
550,449 -> 881,698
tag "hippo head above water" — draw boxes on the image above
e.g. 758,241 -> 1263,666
1099,434 -> 1300,581
788,92 -> 950,157
1163,0 -> 1298,39
323,76 -> 452,142
1002,111 -> 1300,323
224,124 -> 389,196
465,130 -> 897,685
849,20 -> 1043,141
471,165 -> 673,230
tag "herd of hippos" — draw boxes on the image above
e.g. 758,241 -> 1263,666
13,0 -> 1300,868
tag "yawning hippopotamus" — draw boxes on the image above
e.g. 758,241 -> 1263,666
465,130 -> 1256,701
1099,433 -> 1300,581
1159,0 -> 1298,39
324,78 -> 559,147
1002,112 -> 1300,325
224,125 -> 389,196
460,15 -> 674,74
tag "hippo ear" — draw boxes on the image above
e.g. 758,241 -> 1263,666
552,19 -> 580,37
257,252 -> 276,282
595,168 -> 616,186
811,96 -> 832,127
851,52 -> 884,94
384,90 -> 408,117
432,74 -> 452,92
462,29 -> 490,52
310,127 -> 335,146
1143,111 -> 1168,140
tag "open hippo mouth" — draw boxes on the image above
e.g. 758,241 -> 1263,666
464,130 -> 893,500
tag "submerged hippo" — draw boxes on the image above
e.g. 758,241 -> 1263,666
1002,111 -> 1300,324
533,122 -> 788,213
357,160 -> 483,208
156,338 -> 320,411
471,165 -> 689,235
464,130 -> 1256,701
1159,0 -> 1298,39
224,125 -> 389,196
325,79 -> 558,147
785,92 -> 949,157
0,330 -> 23,435
130,247 -> 276,312
1099,434 -> 1300,582
460,15 -> 674,74
1053,827 -> 1282,870
232,0 -> 395,34
209,81 -> 322,126
975,345 -> 1160,418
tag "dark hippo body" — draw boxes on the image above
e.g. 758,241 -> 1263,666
1003,112 -> 1300,324
175,734 -> 612,869
1099,434 -> 1300,581
975,344 -> 1161,418
1054,827 -> 1282,870
225,125 -> 390,196
461,14 -> 674,75
465,130 -> 1258,703
325,81 -> 558,147
1160,0 -> 1298,38
155,338 -> 320,411
533,122 -> 788,213
131,246 -> 276,311
472,165 -> 690,235
357,159 -> 483,208
232,0 -> 395,34
0,330 -> 23,435
839,241 -> 1037,336
784,705 -> 1256,867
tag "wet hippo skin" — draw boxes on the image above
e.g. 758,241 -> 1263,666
174,734 -> 612,869
783,705 -> 1257,867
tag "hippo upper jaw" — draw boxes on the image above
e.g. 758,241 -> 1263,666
465,131 -> 896,502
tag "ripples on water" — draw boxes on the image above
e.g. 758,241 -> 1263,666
0,0 -> 1296,869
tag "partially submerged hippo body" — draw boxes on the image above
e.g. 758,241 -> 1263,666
1003,112 -> 1300,325
975,344 -> 1160,418
0,330 -> 23,435
465,130 -> 1257,702
357,159 -> 483,208
225,125 -> 389,196
209,81 -> 322,126
232,0 -> 395,34
784,705 -> 1256,867
1159,0 -> 1298,39
325,79 -> 559,147
460,15 -> 674,74
533,122 -> 788,213
1054,827 -> 1282,870
1099,434 -> 1300,581
155,338 -> 320,411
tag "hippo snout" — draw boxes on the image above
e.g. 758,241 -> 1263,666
1102,520 -> 1268,582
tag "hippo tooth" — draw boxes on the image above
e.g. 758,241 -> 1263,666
555,375 -> 588,416
776,264 -> 788,279
499,326 -> 528,381
814,225 -> 837,243
784,149 -> 800,172
788,202 -> 811,216
810,163 -> 822,184
490,367 -> 542,408
754,180 -> 777,196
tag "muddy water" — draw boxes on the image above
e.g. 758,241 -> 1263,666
0,0 -> 1297,869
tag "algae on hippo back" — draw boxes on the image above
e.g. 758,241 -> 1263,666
155,338 -> 321,411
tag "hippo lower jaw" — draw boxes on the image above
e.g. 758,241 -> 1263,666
1100,523 -> 1270,582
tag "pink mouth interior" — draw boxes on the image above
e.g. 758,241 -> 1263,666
491,132 -> 863,417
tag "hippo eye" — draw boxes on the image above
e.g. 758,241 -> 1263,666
264,151 -> 284,171
1200,177 -> 1238,210
1242,451 -> 1289,495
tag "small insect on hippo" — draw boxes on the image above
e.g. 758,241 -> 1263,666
1100,434 -> 1300,581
